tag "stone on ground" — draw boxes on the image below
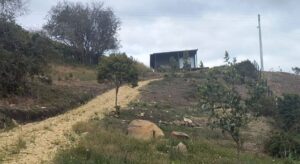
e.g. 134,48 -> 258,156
175,142 -> 188,153
127,119 -> 164,140
171,131 -> 190,140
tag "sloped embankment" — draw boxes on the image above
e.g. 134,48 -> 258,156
0,79 -> 155,164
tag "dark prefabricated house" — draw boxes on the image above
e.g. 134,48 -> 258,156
150,49 -> 198,70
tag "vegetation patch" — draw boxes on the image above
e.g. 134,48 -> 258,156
54,117 -> 288,164
53,73 -> 297,163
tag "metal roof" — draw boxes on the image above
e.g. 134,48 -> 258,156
150,49 -> 198,56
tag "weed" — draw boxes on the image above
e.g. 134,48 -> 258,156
11,137 -> 27,154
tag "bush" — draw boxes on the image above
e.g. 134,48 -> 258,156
133,60 -> 153,79
235,60 -> 259,83
277,94 -> 300,132
265,132 -> 300,160
249,96 -> 277,117
0,20 -> 48,96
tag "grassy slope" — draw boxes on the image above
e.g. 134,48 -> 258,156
54,75 -> 300,164
264,72 -> 300,96
0,63 -> 112,126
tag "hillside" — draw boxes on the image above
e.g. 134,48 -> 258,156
264,72 -> 300,96
0,63 -> 112,128
52,72 -> 300,164
0,80 -> 154,163
0,68 -> 299,163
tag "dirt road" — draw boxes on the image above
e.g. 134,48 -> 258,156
0,80 -> 155,164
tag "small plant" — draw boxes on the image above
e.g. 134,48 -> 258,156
198,51 -> 267,160
69,73 -> 73,78
182,51 -> 191,71
11,137 -> 27,154
292,67 -> 300,75
199,60 -> 204,69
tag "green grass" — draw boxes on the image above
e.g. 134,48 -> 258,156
53,119 -> 293,164
53,75 -> 300,164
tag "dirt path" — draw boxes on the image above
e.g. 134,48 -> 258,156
0,80 -> 155,164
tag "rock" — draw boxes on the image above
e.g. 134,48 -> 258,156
183,117 -> 193,124
158,120 -> 169,125
81,132 -> 89,138
171,131 -> 190,140
140,112 -> 145,117
175,142 -> 187,153
127,119 -> 164,140
173,120 -> 184,126
183,117 -> 195,126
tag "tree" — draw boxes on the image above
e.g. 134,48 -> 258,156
199,60 -> 204,69
292,67 -> 300,75
224,50 -> 229,63
182,51 -> 191,71
0,0 -> 27,21
44,1 -> 120,65
97,53 -> 138,115
169,56 -> 178,75
198,52 -> 264,160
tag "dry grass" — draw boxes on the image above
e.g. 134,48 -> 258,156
264,72 -> 300,96
51,64 -> 97,82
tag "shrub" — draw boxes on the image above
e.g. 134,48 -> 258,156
133,60 -> 152,79
277,94 -> 300,132
0,20 -> 48,96
265,132 -> 300,160
235,60 -> 259,83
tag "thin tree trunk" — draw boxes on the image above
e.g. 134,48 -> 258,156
237,143 -> 240,161
115,86 -> 120,115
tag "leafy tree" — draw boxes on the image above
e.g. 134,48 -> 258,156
44,1 -> 120,65
292,67 -> 300,75
97,53 -> 138,115
198,52 -> 266,159
0,0 -> 27,21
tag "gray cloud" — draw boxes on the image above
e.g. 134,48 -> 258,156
17,0 -> 300,72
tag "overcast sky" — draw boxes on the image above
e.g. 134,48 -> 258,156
17,0 -> 300,71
